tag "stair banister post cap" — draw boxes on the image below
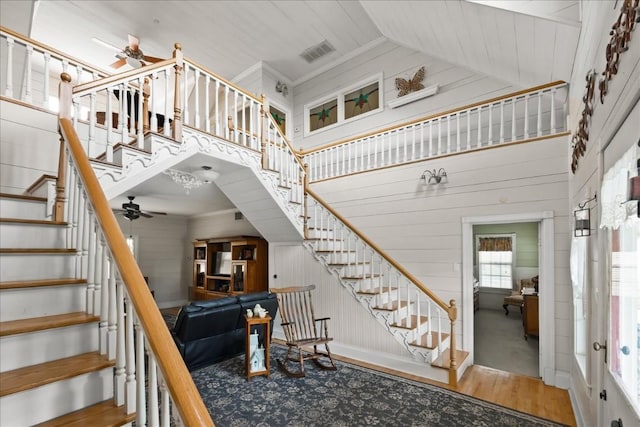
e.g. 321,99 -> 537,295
174,42 -> 182,51
60,72 -> 72,83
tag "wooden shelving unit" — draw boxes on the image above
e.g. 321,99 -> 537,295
191,236 -> 268,300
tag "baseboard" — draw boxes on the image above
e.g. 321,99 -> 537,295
568,376 -> 587,427
272,327 -> 449,384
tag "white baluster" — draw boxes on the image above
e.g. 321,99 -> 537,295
136,315 -> 147,427
43,52 -> 51,108
99,242 -> 109,355
24,45 -> 33,103
204,75 -> 211,133
537,91 -> 542,137
403,131 -> 408,163
550,88 -> 557,134
125,293 -> 136,413
88,92 -> 96,153
115,276 -> 126,405
151,72 -> 158,132
233,91 -> 239,144
419,123 -> 424,159
160,375 -> 170,427
119,83 -> 127,142
466,111 -> 471,149
524,94 -> 530,139
183,66 -> 189,126
224,86 -> 230,140
137,79 -> 144,148
476,107 -> 482,147
106,87 -> 114,162
456,114 -> 460,152
61,59 -> 69,74
214,79 -> 221,136
426,302 -> 433,347
488,105 -> 493,145
86,210 -> 96,315
148,356 -> 160,427
429,121 -> 433,156
446,116 -> 451,153
164,69 -> 170,137
108,260 -> 117,360
499,100 -> 505,143
511,99 -> 516,141
5,37 -> 14,97
438,118 -> 442,154
194,69 -> 200,128
93,230 -> 103,316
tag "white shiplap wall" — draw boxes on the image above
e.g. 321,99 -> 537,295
305,135 -> 570,370
292,39 -> 519,150
567,1 -> 640,426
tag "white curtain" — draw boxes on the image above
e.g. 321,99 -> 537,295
570,235 -> 587,314
600,143 -> 639,229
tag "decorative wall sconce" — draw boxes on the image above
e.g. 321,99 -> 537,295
574,194 -> 597,237
421,168 -> 448,184
275,81 -> 288,97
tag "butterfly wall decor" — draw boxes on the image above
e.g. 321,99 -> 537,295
395,66 -> 426,97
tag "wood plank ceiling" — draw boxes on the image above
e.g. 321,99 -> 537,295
26,0 -> 581,88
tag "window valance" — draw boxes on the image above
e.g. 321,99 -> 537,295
478,237 -> 512,252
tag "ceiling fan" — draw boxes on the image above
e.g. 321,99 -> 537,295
94,34 -> 163,69
114,196 -> 167,221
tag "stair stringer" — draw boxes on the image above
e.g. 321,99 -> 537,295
302,240 -> 448,370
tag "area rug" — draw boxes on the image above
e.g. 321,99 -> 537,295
190,344 -> 567,427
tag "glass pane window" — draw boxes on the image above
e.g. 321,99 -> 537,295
478,250 -> 513,289
609,223 -> 640,415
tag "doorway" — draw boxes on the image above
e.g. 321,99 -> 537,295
472,223 -> 540,377
462,212 -> 556,385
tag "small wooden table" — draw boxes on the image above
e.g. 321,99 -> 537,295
244,314 -> 271,381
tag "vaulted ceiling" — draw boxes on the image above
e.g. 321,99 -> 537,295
20,0 -> 581,89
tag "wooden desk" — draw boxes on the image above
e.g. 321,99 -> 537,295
244,314 -> 271,381
523,294 -> 539,339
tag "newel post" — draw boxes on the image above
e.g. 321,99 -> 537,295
54,72 -> 72,221
172,43 -> 183,142
260,94 -> 268,169
447,299 -> 458,386
143,77 -> 150,133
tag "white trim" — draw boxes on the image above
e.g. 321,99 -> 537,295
462,211 -> 556,385
388,84 -> 439,109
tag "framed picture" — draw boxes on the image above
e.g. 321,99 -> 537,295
344,81 -> 379,120
308,98 -> 338,132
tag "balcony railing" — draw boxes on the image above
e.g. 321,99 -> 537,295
301,81 -> 568,182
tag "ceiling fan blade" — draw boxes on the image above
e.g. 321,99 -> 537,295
142,55 -> 164,63
139,212 -> 153,218
128,34 -> 140,51
144,210 -> 167,216
110,58 -> 127,69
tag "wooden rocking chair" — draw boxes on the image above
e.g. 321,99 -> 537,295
272,285 -> 337,378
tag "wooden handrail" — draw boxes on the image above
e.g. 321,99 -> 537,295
300,80 -> 567,155
304,186 -> 454,318
58,118 -> 213,426
0,26 -> 109,77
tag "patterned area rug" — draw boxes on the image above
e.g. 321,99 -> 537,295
190,344 -> 567,427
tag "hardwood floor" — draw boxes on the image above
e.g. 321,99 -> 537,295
327,351 -> 576,427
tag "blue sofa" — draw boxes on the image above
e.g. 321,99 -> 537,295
171,292 -> 278,371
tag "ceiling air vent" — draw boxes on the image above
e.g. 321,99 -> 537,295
300,40 -> 335,63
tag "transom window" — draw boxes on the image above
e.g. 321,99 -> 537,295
476,235 -> 515,289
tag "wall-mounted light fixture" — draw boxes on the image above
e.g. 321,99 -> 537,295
574,193 -> 597,237
421,168 -> 447,184
275,81 -> 288,97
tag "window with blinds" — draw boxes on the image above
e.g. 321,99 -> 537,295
476,234 -> 515,289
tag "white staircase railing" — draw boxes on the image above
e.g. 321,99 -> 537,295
59,76 -> 213,425
1,26 -> 108,110
301,81 -> 568,182
304,187 -> 458,383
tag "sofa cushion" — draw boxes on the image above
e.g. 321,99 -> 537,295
191,296 -> 238,309
237,292 -> 270,303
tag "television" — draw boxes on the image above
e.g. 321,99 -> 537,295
214,252 -> 232,276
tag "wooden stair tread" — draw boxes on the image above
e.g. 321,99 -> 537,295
356,286 -> 397,295
34,399 -> 135,427
0,352 -> 114,397
373,300 -> 409,311
0,193 -> 47,202
0,312 -> 99,336
0,248 -> 76,254
390,315 -> 429,329
0,218 -> 68,226
341,273 -> 382,280
410,331 -> 450,349
431,348 -> 470,369
0,278 -> 87,290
